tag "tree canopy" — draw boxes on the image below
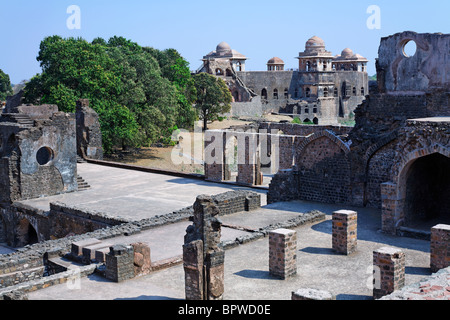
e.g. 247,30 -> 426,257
0,69 -> 13,101
24,35 -> 197,153
192,73 -> 232,130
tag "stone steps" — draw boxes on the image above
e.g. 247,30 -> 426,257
1,113 -> 34,127
77,175 -> 90,191
69,238 -> 112,265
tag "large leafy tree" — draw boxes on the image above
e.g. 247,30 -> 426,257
0,69 -> 13,101
23,35 -> 196,153
193,73 -> 232,130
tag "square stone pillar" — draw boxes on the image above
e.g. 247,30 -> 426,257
183,195 -> 224,300
105,245 -> 135,283
373,247 -> 405,299
237,133 -> 260,186
204,130 -> 224,182
380,182 -> 399,235
430,224 -> 450,273
269,229 -> 297,279
183,240 -> 204,300
332,210 -> 357,255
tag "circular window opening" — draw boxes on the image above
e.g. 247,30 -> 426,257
36,147 -> 54,166
402,40 -> 417,58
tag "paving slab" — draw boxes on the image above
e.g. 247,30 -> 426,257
17,163 -> 267,221
27,200 -> 432,301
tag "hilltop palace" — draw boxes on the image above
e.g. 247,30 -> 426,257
197,36 -> 369,124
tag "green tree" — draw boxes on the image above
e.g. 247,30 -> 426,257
23,35 -> 193,153
145,47 -> 197,129
0,69 -> 13,101
193,73 -> 232,130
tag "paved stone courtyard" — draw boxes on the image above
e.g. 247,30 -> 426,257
22,164 -> 431,300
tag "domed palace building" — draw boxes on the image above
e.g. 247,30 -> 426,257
197,36 -> 369,124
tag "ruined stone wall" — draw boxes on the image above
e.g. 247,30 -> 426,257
76,99 -> 103,160
296,136 -> 352,204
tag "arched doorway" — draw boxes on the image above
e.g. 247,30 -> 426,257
16,218 -> 39,247
403,153 -> 450,228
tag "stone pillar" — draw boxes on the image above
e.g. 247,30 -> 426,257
237,133 -> 260,186
380,182 -> 399,235
269,229 -> 297,279
292,288 -> 335,301
204,130 -> 224,182
75,99 -> 103,160
183,240 -> 204,300
373,247 -> 405,299
132,242 -> 152,276
430,224 -> 450,273
183,195 -> 224,300
105,245 -> 135,283
332,210 -> 357,255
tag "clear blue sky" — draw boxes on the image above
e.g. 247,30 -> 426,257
1,0 -> 449,84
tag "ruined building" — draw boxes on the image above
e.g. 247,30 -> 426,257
197,36 -> 369,124
0,93 -> 103,247
204,31 -> 450,237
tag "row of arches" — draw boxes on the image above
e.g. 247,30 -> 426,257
215,62 -> 243,76
260,85 -> 365,100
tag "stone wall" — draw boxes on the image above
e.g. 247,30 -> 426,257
0,190 -> 261,290
75,99 -> 103,160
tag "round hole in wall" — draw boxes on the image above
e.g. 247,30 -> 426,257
36,147 -> 54,166
402,40 -> 417,58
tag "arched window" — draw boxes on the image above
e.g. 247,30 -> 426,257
261,88 -> 268,100
236,61 -> 242,72
334,87 -> 338,97
313,106 -> 318,113
305,87 -> 311,98
313,117 -> 319,125
284,88 -> 289,99
306,61 -> 311,71
353,87 -> 357,95
215,68 -> 223,75
361,87 -> 365,96
273,89 -> 278,99
323,87 -> 329,97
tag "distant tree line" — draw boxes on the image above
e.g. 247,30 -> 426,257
23,36 -> 231,154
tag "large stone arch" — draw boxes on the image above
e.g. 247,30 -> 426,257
381,144 -> 450,234
296,131 -> 352,204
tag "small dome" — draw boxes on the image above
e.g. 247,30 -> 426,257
306,36 -> 325,48
216,41 -> 231,52
341,48 -> 354,58
267,57 -> 284,64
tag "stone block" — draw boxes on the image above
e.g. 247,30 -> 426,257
332,210 -> 357,255
269,228 -> 297,279
82,242 -> 113,263
430,224 -> 450,273
292,288 -> 335,300
71,238 -> 101,256
373,247 -> 405,299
